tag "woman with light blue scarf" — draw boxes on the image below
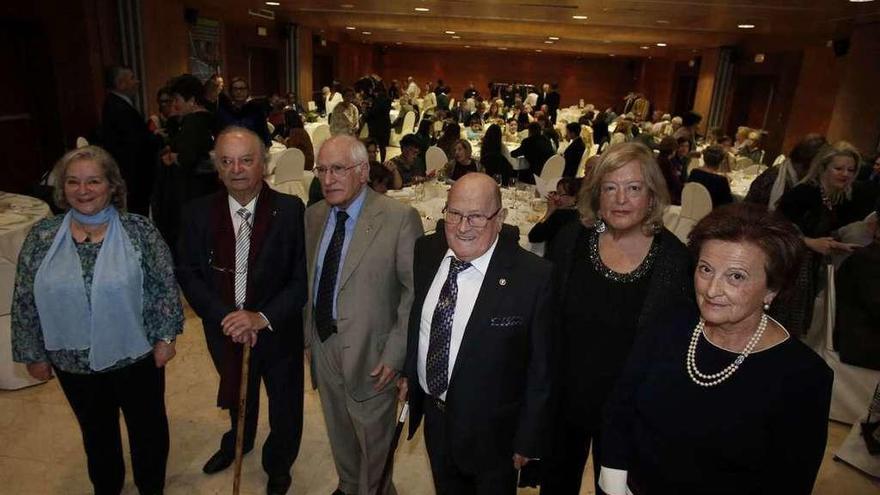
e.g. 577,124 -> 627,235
11,146 -> 183,495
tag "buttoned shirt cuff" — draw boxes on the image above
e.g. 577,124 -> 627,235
258,312 -> 274,331
598,467 -> 632,495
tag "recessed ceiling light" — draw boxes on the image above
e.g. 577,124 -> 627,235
340,3 -> 354,7
640,46 -> 650,50
849,0 -> 875,3
265,1 -> 280,5
602,40 -> 612,44
656,19 -> 670,24
464,45 -> 470,48
548,36 -> 560,40
738,24 -> 756,29
451,35 -> 461,39
656,42 -> 667,47
414,7 -> 430,12
345,26 -> 356,30
609,54 -> 616,57
499,47 -> 508,50
535,49 -> 543,52
362,31 -> 371,35
572,15 -> 588,20
445,30 -> 455,34
396,42 -> 402,45
544,40 -> 554,44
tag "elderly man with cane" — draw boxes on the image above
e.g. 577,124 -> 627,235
177,126 -> 308,495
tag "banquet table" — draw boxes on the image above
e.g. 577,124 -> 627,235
386,181 -> 546,255
0,192 -> 51,390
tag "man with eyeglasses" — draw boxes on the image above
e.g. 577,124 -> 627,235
176,127 -> 307,495
217,76 -> 271,146
398,173 -> 554,494
305,135 -> 422,495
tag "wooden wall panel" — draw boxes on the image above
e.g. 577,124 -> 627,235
782,44 -> 842,152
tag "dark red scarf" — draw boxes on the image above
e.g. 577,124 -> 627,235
209,183 -> 276,408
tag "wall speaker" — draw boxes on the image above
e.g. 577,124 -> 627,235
184,8 -> 198,25
832,38 -> 850,57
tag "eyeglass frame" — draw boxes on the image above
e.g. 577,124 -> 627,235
442,205 -> 503,228
314,161 -> 366,178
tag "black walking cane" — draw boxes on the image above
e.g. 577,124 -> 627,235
377,399 -> 410,493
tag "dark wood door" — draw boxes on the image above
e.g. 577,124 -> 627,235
248,46 -> 280,99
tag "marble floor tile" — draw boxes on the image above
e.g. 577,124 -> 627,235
1,308 -> 877,494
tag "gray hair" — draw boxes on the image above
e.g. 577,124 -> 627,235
52,146 -> 127,211
319,134 -> 369,167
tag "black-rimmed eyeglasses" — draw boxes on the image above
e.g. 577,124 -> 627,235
442,206 -> 502,228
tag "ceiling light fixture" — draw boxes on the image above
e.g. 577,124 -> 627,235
265,1 -> 280,5
656,19 -> 670,24
544,40 -> 554,44
499,47 -> 508,50
396,42 -> 403,45
849,0 -> 875,3
345,26 -> 356,30
451,35 -> 461,39
414,7 -> 430,12
548,36 -> 560,40
609,54 -> 616,57
340,3 -> 354,7
362,31 -> 371,35
738,24 -> 756,29
640,46 -> 650,50
464,45 -> 471,48
572,15 -> 588,20
656,42 -> 667,47
535,49 -> 543,52
445,31 -> 455,34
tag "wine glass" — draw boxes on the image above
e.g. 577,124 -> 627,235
508,177 -> 519,209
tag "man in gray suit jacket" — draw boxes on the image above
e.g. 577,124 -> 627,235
305,135 -> 422,495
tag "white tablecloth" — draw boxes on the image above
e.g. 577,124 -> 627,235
0,192 -> 51,390
386,182 -> 546,255
727,169 -> 757,201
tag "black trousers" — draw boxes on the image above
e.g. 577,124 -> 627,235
55,356 -> 168,495
540,418 -> 602,495
211,351 -> 304,477
423,397 -> 518,495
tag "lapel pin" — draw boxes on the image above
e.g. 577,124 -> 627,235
499,278 -> 507,286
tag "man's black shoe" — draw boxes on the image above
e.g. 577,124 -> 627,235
267,473 -> 292,495
202,450 -> 235,474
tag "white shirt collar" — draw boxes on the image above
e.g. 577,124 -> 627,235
443,235 -> 499,276
228,195 -> 257,218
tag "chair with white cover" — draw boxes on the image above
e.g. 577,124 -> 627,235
426,146 -> 447,174
267,122 -> 275,135
390,111 -> 415,146
307,101 -> 317,111
76,136 -> 89,148
311,124 -> 331,155
359,123 -> 370,139
732,156 -> 753,171
448,98 -> 455,110
771,154 -> 786,167
272,148 -> 307,199
540,155 -> 565,182
671,182 -> 712,243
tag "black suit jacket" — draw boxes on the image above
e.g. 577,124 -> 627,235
176,186 -> 308,405
545,91 -> 560,112
405,227 -> 554,472
100,92 -> 160,212
511,135 -> 555,181
562,137 -> 586,178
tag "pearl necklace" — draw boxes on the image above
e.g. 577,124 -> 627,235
686,313 -> 768,387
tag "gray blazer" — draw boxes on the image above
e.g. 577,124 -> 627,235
305,187 -> 423,401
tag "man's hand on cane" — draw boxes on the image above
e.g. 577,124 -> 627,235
222,310 -> 267,347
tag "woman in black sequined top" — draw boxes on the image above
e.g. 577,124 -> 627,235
540,142 -> 694,495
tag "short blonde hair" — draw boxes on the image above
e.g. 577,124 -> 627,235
577,142 -> 669,234
52,146 -> 127,211
800,141 -> 860,203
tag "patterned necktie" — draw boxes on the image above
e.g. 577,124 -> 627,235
234,208 -> 252,308
315,210 -> 349,342
426,257 -> 472,397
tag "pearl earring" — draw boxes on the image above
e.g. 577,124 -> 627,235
763,302 -> 770,312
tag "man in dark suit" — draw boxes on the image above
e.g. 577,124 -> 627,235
562,122 -> 586,178
511,123 -> 556,183
545,83 -> 561,124
365,85 -> 393,163
399,173 -> 554,494
176,126 -> 307,495
100,65 -> 161,216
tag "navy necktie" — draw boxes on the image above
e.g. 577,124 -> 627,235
315,210 -> 349,342
426,257 -> 471,397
